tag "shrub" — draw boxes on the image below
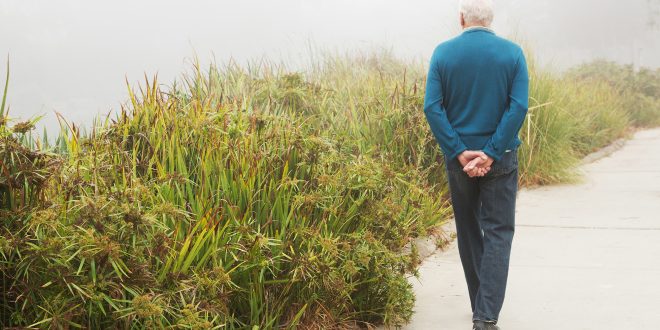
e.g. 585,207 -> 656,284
1,53 -> 659,328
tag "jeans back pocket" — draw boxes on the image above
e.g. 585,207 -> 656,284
487,149 -> 519,176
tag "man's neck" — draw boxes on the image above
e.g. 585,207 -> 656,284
462,25 -> 493,33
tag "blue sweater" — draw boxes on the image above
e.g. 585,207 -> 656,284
423,27 -> 529,161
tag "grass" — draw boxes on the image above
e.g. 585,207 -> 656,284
1,51 -> 658,329
517,57 -> 642,186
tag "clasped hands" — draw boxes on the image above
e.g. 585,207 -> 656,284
457,150 -> 494,177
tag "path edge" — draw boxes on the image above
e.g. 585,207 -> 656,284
579,137 -> 627,165
404,135 -> 629,265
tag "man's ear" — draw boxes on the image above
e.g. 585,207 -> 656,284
460,13 -> 465,28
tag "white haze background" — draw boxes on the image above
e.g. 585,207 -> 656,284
1,0 -> 659,135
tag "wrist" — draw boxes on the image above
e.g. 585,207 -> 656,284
482,148 -> 500,162
452,147 -> 468,161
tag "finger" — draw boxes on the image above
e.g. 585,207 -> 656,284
464,158 -> 483,171
465,165 -> 478,173
469,163 -> 488,172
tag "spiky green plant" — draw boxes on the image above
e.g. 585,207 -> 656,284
1,53 -> 449,329
1,51 -> 658,329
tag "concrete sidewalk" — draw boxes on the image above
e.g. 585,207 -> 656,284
402,128 -> 660,330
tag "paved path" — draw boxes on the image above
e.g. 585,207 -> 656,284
402,128 -> 660,330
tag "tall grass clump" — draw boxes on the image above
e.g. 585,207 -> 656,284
517,56 -> 639,186
1,50 -> 660,328
1,53 -> 450,329
567,60 -> 660,127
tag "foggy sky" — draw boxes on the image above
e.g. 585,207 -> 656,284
1,0 -> 659,136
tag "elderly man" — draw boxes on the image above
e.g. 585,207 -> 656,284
423,0 -> 529,329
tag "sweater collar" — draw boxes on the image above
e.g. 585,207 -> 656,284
462,26 -> 495,34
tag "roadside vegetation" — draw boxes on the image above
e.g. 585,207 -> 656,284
1,53 -> 658,328
519,59 -> 660,185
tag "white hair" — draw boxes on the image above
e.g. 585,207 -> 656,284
459,0 -> 494,27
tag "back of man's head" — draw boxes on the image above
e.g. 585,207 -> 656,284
459,0 -> 494,27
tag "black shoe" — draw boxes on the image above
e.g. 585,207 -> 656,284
472,320 -> 500,330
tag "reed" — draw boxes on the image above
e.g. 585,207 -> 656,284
1,52 -> 658,328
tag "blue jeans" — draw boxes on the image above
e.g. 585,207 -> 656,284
444,149 -> 518,323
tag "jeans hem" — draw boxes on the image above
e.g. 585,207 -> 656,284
472,315 -> 498,324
